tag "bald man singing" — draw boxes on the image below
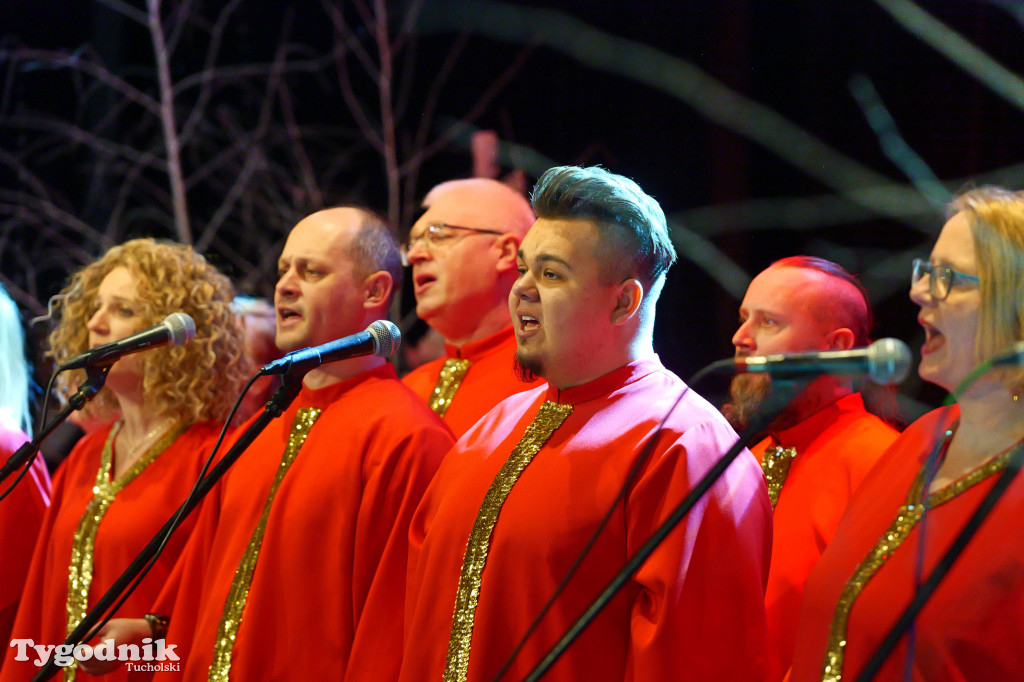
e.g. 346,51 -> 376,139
724,256 -> 900,682
402,179 -> 543,437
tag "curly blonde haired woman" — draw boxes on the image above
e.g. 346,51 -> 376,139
2,239 -> 247,682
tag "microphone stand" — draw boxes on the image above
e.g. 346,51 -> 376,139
32,375 -> 305,682
0,365 -> 110,487
522,379 -> 804,682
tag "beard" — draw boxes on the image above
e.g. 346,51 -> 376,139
721,373 -> 773,432
514,351 -> 543,383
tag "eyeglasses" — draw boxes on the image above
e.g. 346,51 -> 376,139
401,223 -> 504,266
911,258 -> 980,300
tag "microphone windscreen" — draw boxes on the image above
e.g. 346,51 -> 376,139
368,320 -> 401,358
165,312 -> 196,345
868,338 -> 912,385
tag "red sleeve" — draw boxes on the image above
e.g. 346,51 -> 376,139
626,420 -> 772,681
344,421 -> 454,681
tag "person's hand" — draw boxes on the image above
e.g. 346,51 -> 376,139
77,618 -> 150,675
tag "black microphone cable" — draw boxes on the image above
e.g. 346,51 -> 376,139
489,381 -> 693,682
75,372 -> 258,649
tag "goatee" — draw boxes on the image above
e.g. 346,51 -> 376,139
514,352 -> 543,383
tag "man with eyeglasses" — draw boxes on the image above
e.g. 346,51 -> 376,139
724,255 -> 900,682
402,178 -> 543,437
399,166 -> 771,681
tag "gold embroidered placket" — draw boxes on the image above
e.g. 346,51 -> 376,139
64,421 -> 186,682
428,358 -> 472,417
208,407 -> 322,682
443,401 -> 574,682
819,435 -> 1016,682
760,444 -> 797,510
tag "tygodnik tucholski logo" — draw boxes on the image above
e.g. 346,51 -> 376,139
9,637 -> 180,672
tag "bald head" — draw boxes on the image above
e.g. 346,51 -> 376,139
733,257 -> 872,360
275,207 -> 399,354
726,257 -> 873,431
769,256 -> 872,346
421,178 -> 535,239
406,179 -> 535,347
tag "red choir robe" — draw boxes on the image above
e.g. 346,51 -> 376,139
0,425 -> 51,670
753,393 -> 898,682
402,326 -> 543,438
400,358 -> 773,682
0,421 -> 222,682
155,365 -> 454,682
788,405 -> 1024,681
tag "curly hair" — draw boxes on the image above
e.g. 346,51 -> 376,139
48,238 -> 250,424
948,186 -> 1024,392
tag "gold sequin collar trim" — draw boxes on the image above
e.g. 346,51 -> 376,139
819,425 -> 1019,681
209,407 -> 322,682
64,420 -> 187,682
761,444 -> 797,510
429,358 -> 473,417
443,401 -> 573,682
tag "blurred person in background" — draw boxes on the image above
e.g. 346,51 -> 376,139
401,178 -> 543,437
0,283 -> 51,670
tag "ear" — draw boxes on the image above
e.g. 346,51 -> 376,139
362,271 -> 394,309
824,327 -> 856,351
493,234 -> 521,275
611,279 -> 644,326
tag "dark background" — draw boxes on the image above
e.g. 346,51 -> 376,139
3,0 -> 1022,418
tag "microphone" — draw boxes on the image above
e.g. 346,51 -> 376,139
260,320 -> 401,376
59,313 -> 196,371
735,337 -> 912,385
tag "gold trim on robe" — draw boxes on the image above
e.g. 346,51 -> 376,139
64,421 -> 186,682
208,407 -> 322,682
443,401 -> 573,682
428,358 -> 472,417
760,444 -> 797,510
819,430 -> 1017,682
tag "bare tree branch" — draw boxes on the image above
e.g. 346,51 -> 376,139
874,0 -> 1024,110
848,73 -> 949,209
146,0 -> 191,242
416,0 -> 930,227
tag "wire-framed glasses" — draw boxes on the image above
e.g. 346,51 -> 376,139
401,223 -> 504,266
